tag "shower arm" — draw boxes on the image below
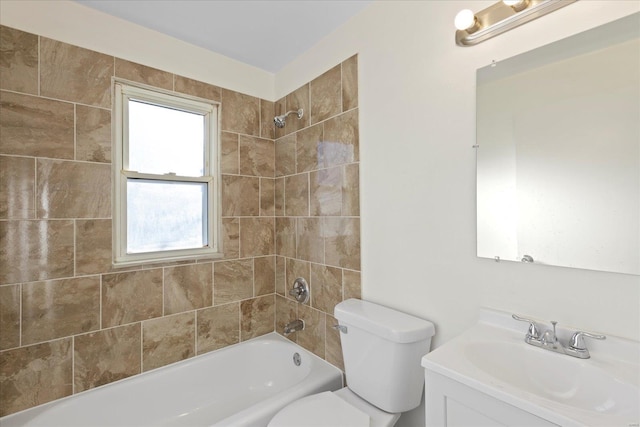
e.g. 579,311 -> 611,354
281,109 -> 303,119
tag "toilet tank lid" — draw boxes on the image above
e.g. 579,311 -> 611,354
334,299 -> 435,343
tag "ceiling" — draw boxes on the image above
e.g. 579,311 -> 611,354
76,0 -> 372,73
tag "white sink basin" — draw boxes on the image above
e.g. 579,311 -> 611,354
422,310 -> 640,427
465,341 -> 639,417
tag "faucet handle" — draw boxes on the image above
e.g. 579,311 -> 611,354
569,331 -> 606,350
512,314 -> 540,339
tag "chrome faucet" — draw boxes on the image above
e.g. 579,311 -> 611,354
283,319 -> 304,336
512,314 -> 606,359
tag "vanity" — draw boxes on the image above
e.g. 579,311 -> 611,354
421,309 -> 640,426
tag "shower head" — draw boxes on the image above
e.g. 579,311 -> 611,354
274,109 -> 303,128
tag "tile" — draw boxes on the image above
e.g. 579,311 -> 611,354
102,269 -> 163,327
285,258 -> 310,304
115,58 -> 173,90
276,295 -> 298,342
174,75 -> 221,101
296,123 -> 323,173
0,156 -> 35,219
142,312 -> 195,371
343,269 -> 361,300
240,294 -> 275,341
275,256 -> 286,297
240,135 -> 274,177
0,284 -> 20,350
74,323 -> 141,392
274,177 -> 285,217
310,264 -> 342,314
0,220 -> 74,285
310,167 -> 342,216
76,105 -> 111,163
310,65 -> 341,125
297,304 -> 325,358
164,263 -> 213,315
40,38 -> 113,108
324,218 -> 361,270
220,132 -> 239,175
221,89 -> 260,136
284,173 -> 309,217
213,259 -> 253,305
0,338 -> 72,417
276,217 -> 296,258
221,175 -> 259,217
197,302 -> 239,354
260,178 -> 275,216
325,313 -> 344,371
75,219 -> 112,275
221,217 -> 239,259
284,84 -> 310,135
297,218 -> 323,264
260,99 -> 275,139
22,276 -> 100,345
37,159 -> 111,219
239,217 -> 274,258
254,256 -> 275,296
342,163 -> 360,216
342,55 -> 358,111
0,91 -> 74,159
0,26 -> 38,95
275,134 -> 296,177
321,109 -> 359,167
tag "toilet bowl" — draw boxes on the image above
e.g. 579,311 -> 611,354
268,388 -> 400,427
268,299 -> 435,427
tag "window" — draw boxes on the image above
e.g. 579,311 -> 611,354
113,82 -> 221,265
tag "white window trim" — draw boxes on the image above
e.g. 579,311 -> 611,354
112,79 -> 222,266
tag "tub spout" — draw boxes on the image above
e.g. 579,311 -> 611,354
283,319 -> 304,336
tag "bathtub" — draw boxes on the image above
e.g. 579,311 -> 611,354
1,333 -> 343,427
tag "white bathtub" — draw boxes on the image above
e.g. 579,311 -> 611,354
1,333 -> 343,427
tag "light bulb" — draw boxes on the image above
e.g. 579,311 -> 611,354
454,9 -> 477,31
503,0 -> 529,11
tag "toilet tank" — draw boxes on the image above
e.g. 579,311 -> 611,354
334,299 -> 435,413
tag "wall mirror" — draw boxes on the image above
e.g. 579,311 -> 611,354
476,13 -> 639,276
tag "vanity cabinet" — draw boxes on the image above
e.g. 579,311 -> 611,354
425,370 -> 559,427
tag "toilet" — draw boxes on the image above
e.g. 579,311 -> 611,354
268,298 -> 435,427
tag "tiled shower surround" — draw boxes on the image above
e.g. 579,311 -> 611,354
0,25 -> 360,417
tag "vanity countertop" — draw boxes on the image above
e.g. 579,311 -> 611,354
422,309 -> 640,427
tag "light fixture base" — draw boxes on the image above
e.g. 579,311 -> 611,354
455,0 -> 577,47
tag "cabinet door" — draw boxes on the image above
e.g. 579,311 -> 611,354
425,371 -> 559,427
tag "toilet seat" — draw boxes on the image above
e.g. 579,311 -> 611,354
268,388 -> 401,427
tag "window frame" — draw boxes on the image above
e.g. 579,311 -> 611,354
112,80 -> 222,266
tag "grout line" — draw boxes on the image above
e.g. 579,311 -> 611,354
73,103 -> 77,161
161,267 -> 165,316
194,310 -> 198,356
99,275 -> 103,329
140,321 -> 144,373
18,283 -> 22,348
73,219 -> 77,277
71,335 -> 75,395
37,36 -> 41,96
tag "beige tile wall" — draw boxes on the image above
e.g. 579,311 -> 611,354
274,55 -> 361,372
0,25 -> 360,417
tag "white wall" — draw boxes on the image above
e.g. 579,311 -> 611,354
0,0 -> 275,100
276,0 -> 640,346
3,0 -> 638,345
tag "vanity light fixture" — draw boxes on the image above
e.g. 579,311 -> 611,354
455,0 -> 577,46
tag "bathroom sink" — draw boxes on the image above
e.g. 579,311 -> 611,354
465,341 -> 639,417
422,309 -> 640,427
